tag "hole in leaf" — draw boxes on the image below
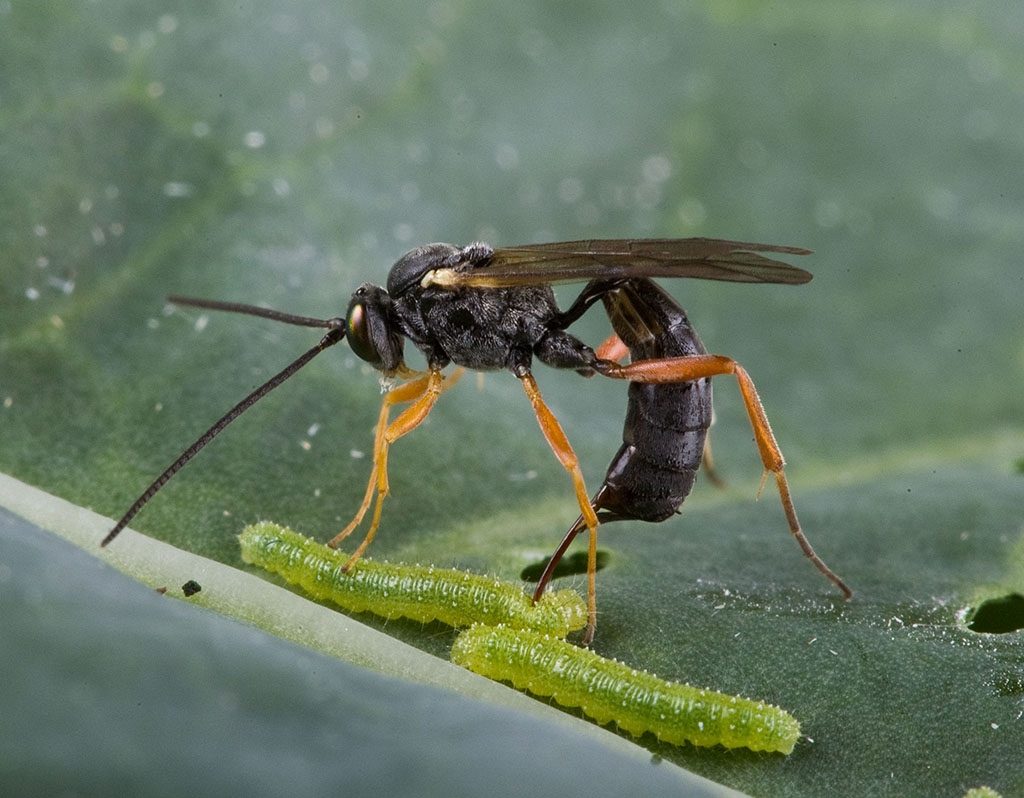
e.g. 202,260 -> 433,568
967,593 -> 1024,634
520,550 -> 609,583
992,671 -> 1024,696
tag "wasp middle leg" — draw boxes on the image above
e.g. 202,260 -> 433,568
519,371 -> 601,642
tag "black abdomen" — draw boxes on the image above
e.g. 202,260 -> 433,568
595,279 -> 711,523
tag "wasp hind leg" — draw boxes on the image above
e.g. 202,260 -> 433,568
594,331 -> 630,362
701,424 -> 727,489
600,331 -> 726,488
329,368 -> 463,568
597,353 -> 852,600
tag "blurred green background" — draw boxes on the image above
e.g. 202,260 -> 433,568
1,2 -> 1022,796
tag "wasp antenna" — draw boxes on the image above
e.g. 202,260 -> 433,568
101,323 -> 345,547
167,295 -> 339,329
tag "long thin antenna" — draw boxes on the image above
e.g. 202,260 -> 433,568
167,295 -> 340,329
101,320 -> 345,547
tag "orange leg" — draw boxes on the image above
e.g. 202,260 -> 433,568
329,374 -> 432,548
595,332 -> 630,362
329,368 -> 463,568
603,335 -> 725,484
701,426 -> 727,489
520,373 -> 601,644
601,354 -> 852,599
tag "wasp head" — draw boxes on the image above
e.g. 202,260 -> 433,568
345,284 -> 404,373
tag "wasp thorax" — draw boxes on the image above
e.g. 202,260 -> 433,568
386,242 -> 459,297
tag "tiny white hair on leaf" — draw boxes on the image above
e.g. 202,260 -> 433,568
239,522 -> 586,637
451,624 -> 801,754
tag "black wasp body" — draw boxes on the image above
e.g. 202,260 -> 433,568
597,278 -> 712,524
349,241 -> 600,377
103,238 -> 851,644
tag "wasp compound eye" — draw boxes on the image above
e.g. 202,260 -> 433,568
345,298 -> 380,366
344,285 -> 403,372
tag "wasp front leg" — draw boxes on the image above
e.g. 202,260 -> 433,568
329,368 -> 463,568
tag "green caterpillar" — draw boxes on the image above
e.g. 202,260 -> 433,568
239,523 -> 586,637
452,624 -> 801,754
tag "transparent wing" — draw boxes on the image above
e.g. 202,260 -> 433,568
448,238 -> 812,288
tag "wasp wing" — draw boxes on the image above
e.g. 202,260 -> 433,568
450,238 -> 812,288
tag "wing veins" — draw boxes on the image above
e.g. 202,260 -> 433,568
447,238 -> 812,287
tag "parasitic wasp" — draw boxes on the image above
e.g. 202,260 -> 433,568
102,238 -> 851,643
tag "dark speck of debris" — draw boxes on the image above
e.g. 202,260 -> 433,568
155,586 -> 168,595
182,580 -> 202,597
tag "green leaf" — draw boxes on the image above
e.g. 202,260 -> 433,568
0,486 -> 729,797
2,3 -> 1023,796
